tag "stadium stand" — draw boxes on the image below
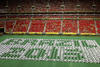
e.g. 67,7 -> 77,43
1,0 -> 100,67
62,20 -> 77,33
29,20 -> 45,32
1,0 -> 100,13
3,15 -> 100,35
96,21 -> 100,34
79,20 -> 96,33
13,20 -> 29,32
6,20 -> 14,32
0,21 -> 4,28
46,20 -> 61,33
1,0 -> 99,13
0,0 -> 99,35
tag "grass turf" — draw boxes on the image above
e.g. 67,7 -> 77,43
0,35 -> 100,67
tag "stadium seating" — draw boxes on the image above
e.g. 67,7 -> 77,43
5,19 -> 100,35
48,16 -> 61,18
96,21 -> 100,34
79,20 -> 96,33
79,16 -> 94,18
8,16 -> 16,18
29,20 -> 45,32
13,20 -> 29,32
62,20 -> 77,33
96,2 -> 100,11
0,0 -> 99,35
0,21 -> 4,28
1,0 -> 100,12
6,21 -> 14,32
3,14 -> 99,35
46,20 -> 61,32
32,16 -> 45,18
0,16 -> 5,29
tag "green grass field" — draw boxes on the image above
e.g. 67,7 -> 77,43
0,35 -> 100,67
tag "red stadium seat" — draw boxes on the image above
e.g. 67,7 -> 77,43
6,21 -> 14,32
46,20 -> 61,32
62,20 -> 77,33
29,20 -> 45,32
79,20 -> 96,33
96,21 -> 100,34
13,20 -> 29,32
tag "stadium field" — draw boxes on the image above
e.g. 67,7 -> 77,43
0,35 -> 100,67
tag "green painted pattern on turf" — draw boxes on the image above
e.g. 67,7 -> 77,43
0,35 -> 100,67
